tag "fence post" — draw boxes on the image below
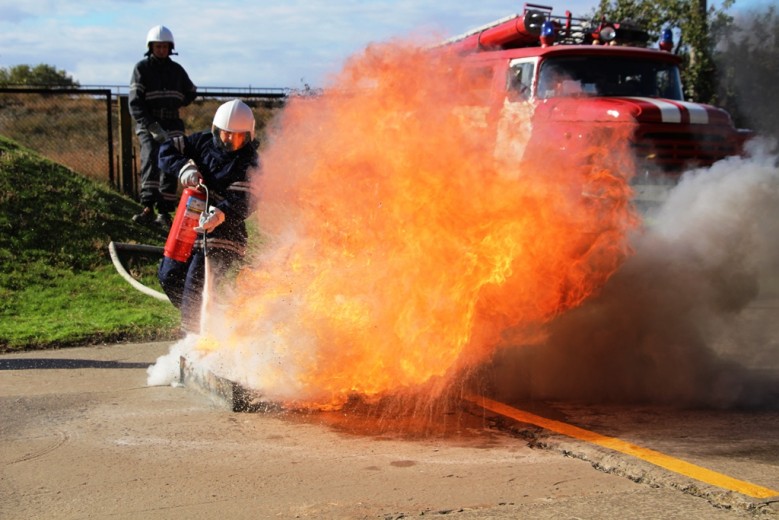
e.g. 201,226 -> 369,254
105,92 -> 115,188
117,95 -> 135,198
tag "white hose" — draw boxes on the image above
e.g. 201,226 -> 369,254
108,241 -> 170,302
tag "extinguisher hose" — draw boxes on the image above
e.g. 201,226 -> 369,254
199,183 -> 209,257
198,182 -> 211,331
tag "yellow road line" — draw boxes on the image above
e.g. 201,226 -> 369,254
465,393 -> 779,499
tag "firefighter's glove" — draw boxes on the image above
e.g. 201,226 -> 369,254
179,160 -> 203,187
147,121 -> 169,143
194,207 -> 225,234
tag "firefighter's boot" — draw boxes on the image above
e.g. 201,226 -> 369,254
155,212 -> 172,230
132,207 -> 155,225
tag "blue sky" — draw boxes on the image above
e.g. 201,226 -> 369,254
0,0 -> 770,90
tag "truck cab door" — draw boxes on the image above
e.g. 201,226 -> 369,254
496,58 -> 539,168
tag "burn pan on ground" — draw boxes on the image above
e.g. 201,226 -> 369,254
179,356 -> 282,413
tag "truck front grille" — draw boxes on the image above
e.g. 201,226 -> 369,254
631,128 -> 740,172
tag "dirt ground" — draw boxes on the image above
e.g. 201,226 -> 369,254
1,341 -> 776,519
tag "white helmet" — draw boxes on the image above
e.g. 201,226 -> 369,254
146,25 -> 175,53
212,99 -> 255,151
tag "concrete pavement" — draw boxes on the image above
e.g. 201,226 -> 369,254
1,341 -> 777,519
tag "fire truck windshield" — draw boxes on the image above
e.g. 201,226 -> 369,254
536,56 -> 683,100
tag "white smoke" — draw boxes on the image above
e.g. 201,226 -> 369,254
146,334 -> 199,387
487,138 -> 779,408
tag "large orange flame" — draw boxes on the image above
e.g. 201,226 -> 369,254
196,41 -> 638,410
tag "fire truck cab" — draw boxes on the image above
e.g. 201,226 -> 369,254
441,3 -> 752,202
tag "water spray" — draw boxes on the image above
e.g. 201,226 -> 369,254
194,184 -> 213,334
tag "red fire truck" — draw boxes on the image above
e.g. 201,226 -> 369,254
440,3 -> 753,202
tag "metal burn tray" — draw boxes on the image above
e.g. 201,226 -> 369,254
179,356 -> 281,413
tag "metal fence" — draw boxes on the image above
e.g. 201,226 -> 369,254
0,86 -> 287,200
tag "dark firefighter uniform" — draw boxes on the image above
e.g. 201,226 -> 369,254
129,54 -> 197,217
157,131 -> 258,333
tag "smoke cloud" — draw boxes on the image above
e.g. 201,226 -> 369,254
485,139 -> 779,409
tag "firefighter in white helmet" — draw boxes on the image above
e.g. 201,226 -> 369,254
129,25 -> 197,229
157,99 -> 259,333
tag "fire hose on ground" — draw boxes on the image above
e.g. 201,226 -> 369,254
108,241 -> 170,302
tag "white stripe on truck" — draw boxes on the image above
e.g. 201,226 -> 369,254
627,97 -> 709,124
675,100 -> 709,124
629,97 -> 681,123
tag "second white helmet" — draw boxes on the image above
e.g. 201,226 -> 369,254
212,99 -> 256,147
146,25 -> 175,50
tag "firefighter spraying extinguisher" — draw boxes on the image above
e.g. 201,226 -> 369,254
157,99 -> 258,334
163,185 -> 207,262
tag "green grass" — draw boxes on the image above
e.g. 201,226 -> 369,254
0,135 -> 180,351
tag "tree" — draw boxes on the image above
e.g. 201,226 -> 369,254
714,5 -> 779,139
0,64 -> 79,88
594,0 -> 734,104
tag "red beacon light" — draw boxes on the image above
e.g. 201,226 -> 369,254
540,20 -> 556,46
659,28 -> 673,51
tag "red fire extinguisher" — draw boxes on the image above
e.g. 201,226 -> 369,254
164,186 -> 207,262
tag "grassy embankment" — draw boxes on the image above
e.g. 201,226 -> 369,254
0,135 -> 180,352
